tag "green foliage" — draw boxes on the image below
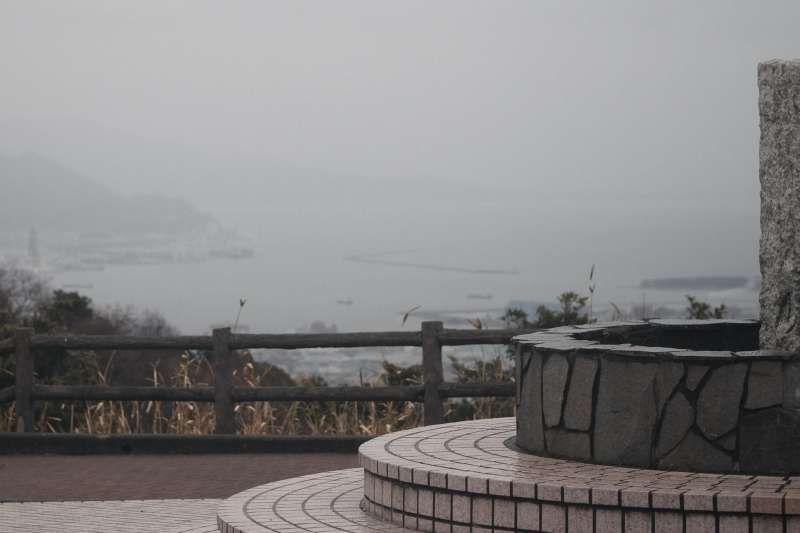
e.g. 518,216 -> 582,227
541,291 -> 590,327
33,290 -> 93,332
500,307 -> 529,330
501,290 -> 590,329
685,295 -> 727,319
381,361 -> 423,386
0,265 -> 183,396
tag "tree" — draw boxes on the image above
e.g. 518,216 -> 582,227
0,266 -> 185,389
0,265 -> 49,337
500,307 -> 529,330
34,290 -> 93,332
501,291 -> 590,329
685,295 -> 727,319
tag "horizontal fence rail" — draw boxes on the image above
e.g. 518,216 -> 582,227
0,329 -> 528,353
0,382 -> 515,403
0,322 -> 531,434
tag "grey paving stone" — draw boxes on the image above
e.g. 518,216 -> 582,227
654,362 -> 684,414
658,431 -> 734,473
685,365 -> 709,391
786,361 -> 800,409
696,363 -> 747,440
716,432 -> 737,451
517,352 -> 545,452
542,353 -> 570,428
746,361 -> 784,409
593,359 -> 658,466
563,356 -> 598,431
545,428 -> 591,461
740,406 -> 800,473
655,391 -> 695,458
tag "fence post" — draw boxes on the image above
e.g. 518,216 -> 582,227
14,328 -> 34,432
421,321 -> 444,425
514,344 -> 522,408
212,327 -> 235,434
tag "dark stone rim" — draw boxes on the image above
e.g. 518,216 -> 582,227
512,320 -> 799,361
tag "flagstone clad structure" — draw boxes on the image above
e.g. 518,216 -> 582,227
514,60 -> 800,476
514,320 -> 800,474
759,59 -> 800,352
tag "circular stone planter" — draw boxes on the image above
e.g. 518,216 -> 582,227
512,319 -> 800,474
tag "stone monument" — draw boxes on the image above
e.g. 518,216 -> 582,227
759,59 -> 800,352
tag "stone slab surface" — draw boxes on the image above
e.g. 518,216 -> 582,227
655,392 -> 694,458
696,363 -> 747,440
563,356 -> 597,431
513,319 -> 766,359
759,59 -> 800,352
542,353 -> 569,428
593,360 -> 658,466
515,321 -> 800,473
0,499 -> 219,533
517,353 -> 544,452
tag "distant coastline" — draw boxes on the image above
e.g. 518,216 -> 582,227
345,250 -> 519,275
639,276 -> 757,291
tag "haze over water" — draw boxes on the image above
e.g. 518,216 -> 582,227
3,2 -> 796,336
44,196 -> 759,335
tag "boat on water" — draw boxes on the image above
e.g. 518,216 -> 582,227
336,298 -> 354,306
467,293 -> 493,300
61,283 -> 94,290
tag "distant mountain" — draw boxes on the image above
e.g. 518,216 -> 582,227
0,154 -> 217,235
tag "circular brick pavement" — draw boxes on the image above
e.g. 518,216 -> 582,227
217,468 -> 410,533
6,419 -> 800,532
358,418 -> 800,532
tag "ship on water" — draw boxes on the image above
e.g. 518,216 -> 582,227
466,292 -> 493,300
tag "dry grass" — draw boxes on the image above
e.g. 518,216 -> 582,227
0,349 -> 512,435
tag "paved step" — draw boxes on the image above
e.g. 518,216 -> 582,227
359,418 -> 800,532
211,418 -> 800,532
217,468 -> 412,533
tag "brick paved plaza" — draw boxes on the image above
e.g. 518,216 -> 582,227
0,453 -> 358,532
0,499 -> 219,533
0,453 -> 359,501
4,418 -> 800,532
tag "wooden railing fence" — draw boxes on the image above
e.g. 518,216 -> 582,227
0,321 -> 528,434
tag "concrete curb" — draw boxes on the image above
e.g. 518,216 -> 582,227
0,432 -> 369,454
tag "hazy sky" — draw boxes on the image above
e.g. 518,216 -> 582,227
1,1 -> 798,308
2,2 -> 797,192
